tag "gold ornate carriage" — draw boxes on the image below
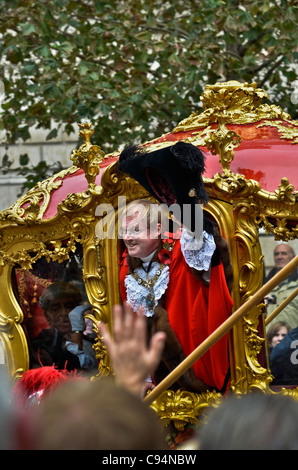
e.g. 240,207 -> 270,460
0,81 -> 297,430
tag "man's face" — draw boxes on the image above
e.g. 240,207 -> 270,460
121,211 -> 161,259
274,244 -> 294,271
45,296 -> 77,334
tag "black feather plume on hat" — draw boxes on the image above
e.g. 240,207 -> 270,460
118,141 -> 212,233
170,142 -> 208,205
118,144 -> 143,161
170,141 -> 206,173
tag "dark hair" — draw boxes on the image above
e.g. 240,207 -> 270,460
267,321 -> 290,347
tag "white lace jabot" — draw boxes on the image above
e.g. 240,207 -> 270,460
124,262 -> 169,317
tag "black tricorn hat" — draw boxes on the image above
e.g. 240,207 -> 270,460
118,141 -> 211,234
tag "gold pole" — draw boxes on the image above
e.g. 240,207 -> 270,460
144,255 -> 298,405
264,287 -> 298,327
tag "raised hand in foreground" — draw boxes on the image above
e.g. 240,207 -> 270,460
98,302 -> 166,398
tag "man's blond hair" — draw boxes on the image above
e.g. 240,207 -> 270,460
123,199 -> 169,234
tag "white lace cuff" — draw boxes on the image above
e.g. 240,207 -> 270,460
180,228 -> 216,271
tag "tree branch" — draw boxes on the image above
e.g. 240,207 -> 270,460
259,56 -> 284,87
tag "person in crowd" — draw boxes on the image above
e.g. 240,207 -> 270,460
269,325 -> 298,385
265,243 -> 298,330
117,142 -> 234,394
6,302 -> 166,450
31,377 -> 167,450
197,392 -> 298,450
265,243 -> 296,282
266,321 -> 291,357
30,281 -> 97,371
20,302 -> 167,450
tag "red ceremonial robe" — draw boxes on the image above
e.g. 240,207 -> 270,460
119,238 -> 233,392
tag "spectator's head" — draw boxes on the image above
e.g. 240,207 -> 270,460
32,377 -> 167,450
199,392 -> 298,450
273,243 -> 295,271
267,321 -> 291,350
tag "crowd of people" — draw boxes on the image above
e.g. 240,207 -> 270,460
2,290 -> 298,451
1,302 -> 168,450
265,243 -> 298,385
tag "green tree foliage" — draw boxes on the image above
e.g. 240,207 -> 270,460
0,0 -> 297,170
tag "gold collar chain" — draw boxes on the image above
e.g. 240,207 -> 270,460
131,263 -> 167,311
